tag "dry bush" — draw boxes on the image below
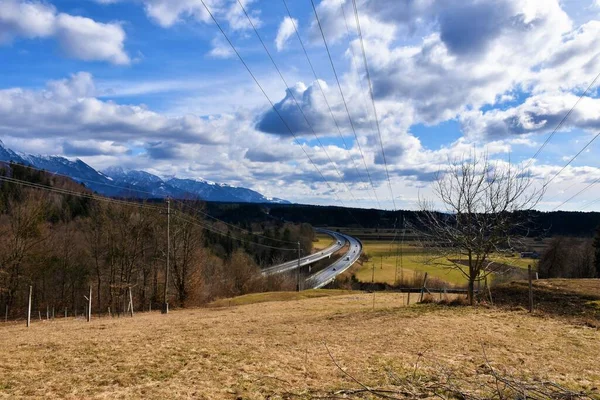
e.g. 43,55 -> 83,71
310,343 -> 595,400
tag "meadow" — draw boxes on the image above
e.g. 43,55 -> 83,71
1,290 -> 598,399
353,240 -> 539,287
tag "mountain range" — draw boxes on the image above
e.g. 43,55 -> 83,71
0,140 -> 289,204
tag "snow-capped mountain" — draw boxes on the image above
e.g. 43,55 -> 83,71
0,140 -> 289,204
166,177 -> 288,204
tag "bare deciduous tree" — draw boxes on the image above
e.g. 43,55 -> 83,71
416,153 -> 544,305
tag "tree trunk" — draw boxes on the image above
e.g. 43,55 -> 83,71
468,278 -> 475,306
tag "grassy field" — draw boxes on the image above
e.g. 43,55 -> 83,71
207,289 -> 352,307
354,240 -> 539,287
356,241 -> 467,286
1,290 -> 599,399
313,233 -> 334,251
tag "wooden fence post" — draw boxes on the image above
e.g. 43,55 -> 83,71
528,265 -> 533,313
407,291 -> 411,306
27,286 -> 32,328
4,305 -> 8,323
419,273 -> 429,302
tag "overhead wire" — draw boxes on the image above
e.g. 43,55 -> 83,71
338,0 -> 378,148
350,0 -> 397,211
172,213 -> 297,251
0,175 -> 162,211
309,0 -> 381,208
236,0 -> 362,207
540,130 -> 600,209
199,0 -> 365,228
580,195 -> 600,211
553,175 -> 600,211
1,160 -> 299,244
0,174 -> 298,251
525,70 -> 600,169
280,0 -> 375,205
544,131 -> 600,187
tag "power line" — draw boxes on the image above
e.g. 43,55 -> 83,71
544,131 -> 600,186
1,160 -> 299,245
581,194 -> 600,211
281,0 -> 375,205
0,175 -> 162,211
541,131 -> 600,209
309,0 -> 381,208
526,70 -> 600,168
173,214 -> 297,251
236,0 -> 361,207
199,0 -> 365,227
0,174 -> 298,251
350,0 -> 397,211
338,0 -> 378,146
553,176 -> 600,211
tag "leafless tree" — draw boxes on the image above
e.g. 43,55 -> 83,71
416,153 -> 544,305
169,213 -> 204,306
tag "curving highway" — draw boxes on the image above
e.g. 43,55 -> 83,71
261,229 -> 347,276
304,231 -> 362,289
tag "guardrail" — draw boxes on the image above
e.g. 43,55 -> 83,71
260,229 -> 344,276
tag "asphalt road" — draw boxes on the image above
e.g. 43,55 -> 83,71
261,229 -> 347,276
305,232 -> 362,289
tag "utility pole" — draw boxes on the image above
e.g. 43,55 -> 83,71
163,198 -> 170,314
400,216 -> 405,284
296,241 -> 301,292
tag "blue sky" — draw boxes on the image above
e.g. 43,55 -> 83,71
1,0 -> 600,211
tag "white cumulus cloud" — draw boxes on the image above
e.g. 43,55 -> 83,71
275,16 -> 297,51
0,0 -> 130,65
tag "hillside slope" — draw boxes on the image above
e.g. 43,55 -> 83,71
1,292 -> 598,399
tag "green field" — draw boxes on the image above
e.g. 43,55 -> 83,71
354,240 -> 539,287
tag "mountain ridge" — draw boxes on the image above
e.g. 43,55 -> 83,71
0,140 -> 289,204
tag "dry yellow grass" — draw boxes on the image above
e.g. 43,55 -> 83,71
313,233 -> 334,252
207,289 -> 353,307
1,292 -> 599,399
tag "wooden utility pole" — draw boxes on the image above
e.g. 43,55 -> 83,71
296,241 -> 301,292
163,198 -> 170,314
27,286 -> 32,328
400,218 -> 405,284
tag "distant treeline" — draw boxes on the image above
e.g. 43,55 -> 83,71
198,203 -> 600,238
